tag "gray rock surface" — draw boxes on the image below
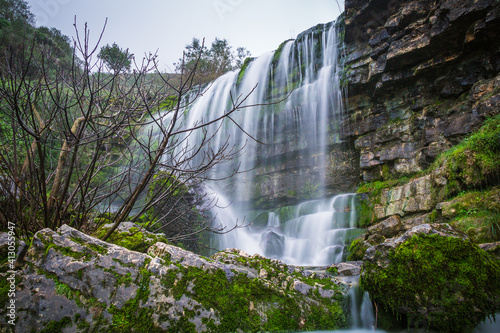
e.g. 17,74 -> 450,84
1,225 -> 349,332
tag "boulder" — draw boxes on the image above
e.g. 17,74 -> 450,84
330,261 -> 363,277
361,223 -> 500,332
367,215 -> 403,238
1,225 -> 349,332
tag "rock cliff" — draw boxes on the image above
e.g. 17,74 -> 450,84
343,0 -> 500,182
341,2 -> 500,331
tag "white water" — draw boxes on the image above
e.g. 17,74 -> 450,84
171,21 -> 375,330
162,21 -> 354,266
214,192 -> 363,266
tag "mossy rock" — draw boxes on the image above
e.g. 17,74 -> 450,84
361,225 -> 500,332
93,222 -> 168,253
430,113 -> 500,195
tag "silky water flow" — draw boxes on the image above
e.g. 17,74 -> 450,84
156,20 -> 375,330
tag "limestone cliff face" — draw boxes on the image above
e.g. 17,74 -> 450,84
343,0 -> 500,181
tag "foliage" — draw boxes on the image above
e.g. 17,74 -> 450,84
98,43 -> 133,73
175,37 -> 251,84
0,0 -> 33,24
91,226 -> 167,253
346,238 -> 369,261
361,234 -> 500,332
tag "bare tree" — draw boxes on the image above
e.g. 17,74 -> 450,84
0,21 -> 257,244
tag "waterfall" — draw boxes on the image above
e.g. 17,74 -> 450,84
157,20 -> 360,267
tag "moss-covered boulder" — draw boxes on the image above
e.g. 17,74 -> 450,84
2,225 -> 349,332
92,222 -> 168,253
361,223 -> 500,332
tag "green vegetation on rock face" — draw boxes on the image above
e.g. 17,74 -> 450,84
166,251 -> 349,332
361,234 -> 500,332
440,187 -> 500,243
346,239 -> 369,261
431,113 -> 500,196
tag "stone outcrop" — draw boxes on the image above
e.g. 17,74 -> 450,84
360,223 -> 500,332
0,225 -> 349,332
343,0 -> 500,182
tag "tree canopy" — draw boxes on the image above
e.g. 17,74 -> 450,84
98,43 -> 134,73
175,37 -> 251,84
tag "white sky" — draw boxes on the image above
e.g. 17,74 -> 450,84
27,0 -> 343,72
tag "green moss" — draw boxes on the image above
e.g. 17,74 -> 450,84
361,233 -> 500,332
160,252 -> 347,332
277,205 -> 296,223
326,266 -> 339,275
357,195 -> 375,228
381,164 -> 391,180
44,243 -> 88,260
159,95 -> 179,111
0,272 -> 19,310
271,39 -> 293,70
346,239 -> 369,261
70,236 -> 108,255
236,57 -> 254,86
439,187 -> 500,242
54,280 -> 73,299
39,317 -> 72,333
93,226 -> 167,253
430,113 -> 500,193
107,263 -> 157,333
357,178 -> 407,196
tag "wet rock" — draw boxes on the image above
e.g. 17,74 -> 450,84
261,230 -> 285,259
344,0 -> 500,181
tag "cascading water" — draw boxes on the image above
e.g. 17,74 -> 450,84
147,18 -> 378,331
168,20 -> 364,266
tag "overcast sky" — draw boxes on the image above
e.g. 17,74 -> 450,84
27,0 -> 343,72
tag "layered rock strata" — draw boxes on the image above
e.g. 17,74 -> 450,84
343,0 -> 500,181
